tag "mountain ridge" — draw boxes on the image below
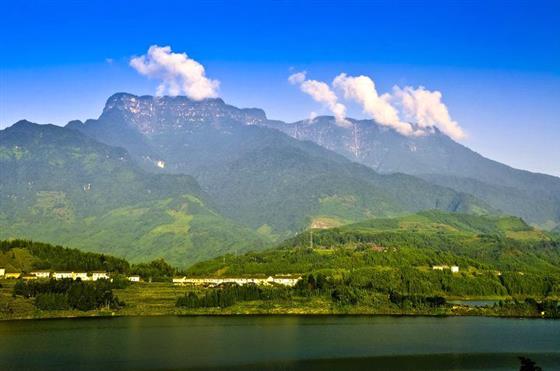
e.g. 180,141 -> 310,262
66,93 -> 493,235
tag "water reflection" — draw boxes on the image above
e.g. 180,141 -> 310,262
0,316 -> 558,370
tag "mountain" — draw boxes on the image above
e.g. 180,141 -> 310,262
188,211 -> 560,278
0,121 -> 269,265
259,116 -> 560,230
68,93 -> 492,236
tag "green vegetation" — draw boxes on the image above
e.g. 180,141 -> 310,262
176,283 -> 290,308
13,279 -> 124,311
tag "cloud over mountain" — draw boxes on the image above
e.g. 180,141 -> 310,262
130,45 -> 219,100
389,86 -> 466,140
333,73 -> 416,136
290,71 -> 464,140
289,72 -> 349,126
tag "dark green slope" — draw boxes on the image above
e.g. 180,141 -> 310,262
263,116 -> 560,230
69,93 -> 492,236
188,211 -> 560,278
0,121 -> 270,265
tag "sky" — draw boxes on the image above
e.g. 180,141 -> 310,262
1,0 -> 559,176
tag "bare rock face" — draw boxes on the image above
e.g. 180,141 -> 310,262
101,93 -> 268,135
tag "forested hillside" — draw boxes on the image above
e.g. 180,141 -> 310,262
188,212 -> 560,298
0,122 -> 270,265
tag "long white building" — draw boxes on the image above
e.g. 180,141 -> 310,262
173,275 -> 302,287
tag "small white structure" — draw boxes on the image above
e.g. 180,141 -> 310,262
91,272 -> 109,281
270,276 -> 302,286
432,265 -> 460,273
156,160 -> 165,169
0,268 -> 5,277
128,275 -> 141,282
53,272 -> 74,280
432,265 -> 447,271
74,272 -> 89,281
22,274 -> 37,281
30,271 -> 51,279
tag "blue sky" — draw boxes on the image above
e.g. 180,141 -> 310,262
1,0 -> 559,175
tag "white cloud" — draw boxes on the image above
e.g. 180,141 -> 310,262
291,71 -> 466,140
389,86 -> 466,140
130,45 -> 219,100
289,71 -> 350,126
333,73 -> 415,136
288,71 -> 306,85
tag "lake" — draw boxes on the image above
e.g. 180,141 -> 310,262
0,316 -> 559,370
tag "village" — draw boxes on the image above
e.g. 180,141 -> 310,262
0,266 -> 461,286
0,267 -> 302,287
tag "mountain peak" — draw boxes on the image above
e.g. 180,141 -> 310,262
99,92 -> 268,135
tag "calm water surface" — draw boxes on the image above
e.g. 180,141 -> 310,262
0,316 -> 559,370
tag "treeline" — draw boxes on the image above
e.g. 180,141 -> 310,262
300,268 -> 560,298
0,240 -> 182,282
176,283 -> 290,308
497,298 -> 560,318
13,278 -> 124,311
0,239 -> 129,273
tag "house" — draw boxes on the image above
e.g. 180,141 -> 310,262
91,272 -> 109,281
271,275 -> 302,287
53,272 -> 74,280
73,272 -> 89,281
173,276 -> 187,284
30,271 -> 51,279
432,265 -> 460,273
128,275 -> 141,282
0,268 -> 5,277
432,265 -> 449,271
5,272 -> 21,279
21,274 -> 37,281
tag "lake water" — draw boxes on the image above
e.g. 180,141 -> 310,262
0,316 -> 559,370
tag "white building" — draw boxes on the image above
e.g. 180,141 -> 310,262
74,272 -> 89,281
0,268 -> 5,277
128,275 -> 141,282
432,265 -> 460,273
53,272 -> 74,280
270,276 -> 302,287
30,271 -> 51,279
91,272 -> 109,281
432,265 -> 448,271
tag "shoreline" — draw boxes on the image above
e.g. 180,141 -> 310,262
1,308 -> 555,322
